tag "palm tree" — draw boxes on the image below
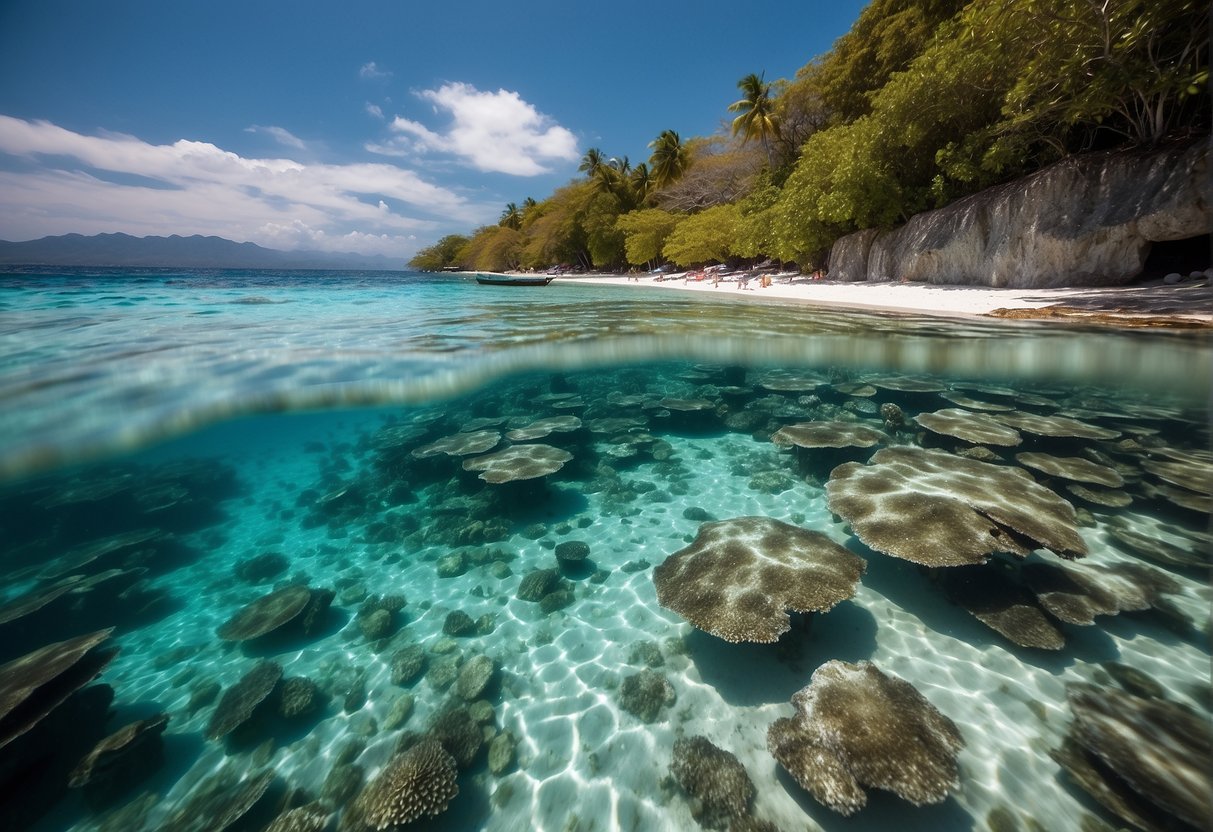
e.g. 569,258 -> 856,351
499,202 -> 522,230
728,72 -> 780,167
629,162 -> 652,204
608,155 -> 631,175
648,130 -> 689,189
578,148 -> 607,179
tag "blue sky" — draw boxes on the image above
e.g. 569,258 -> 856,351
0,1 -> 866,260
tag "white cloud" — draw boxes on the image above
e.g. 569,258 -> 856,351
0,115 -> 493,257
365,102 -> 384,120
359,61 -> 391,80
373,82 -> 579,176
245,124 -> 307,150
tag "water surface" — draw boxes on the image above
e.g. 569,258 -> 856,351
0,269 -> 1208,832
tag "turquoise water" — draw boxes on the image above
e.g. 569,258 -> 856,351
0,269 -> 1209,831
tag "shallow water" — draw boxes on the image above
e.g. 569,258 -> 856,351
0,269 -> 1209,832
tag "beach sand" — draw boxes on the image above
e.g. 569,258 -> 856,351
560,273 -> 1213,326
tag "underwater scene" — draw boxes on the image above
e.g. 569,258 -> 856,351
0,270 -> 1209,832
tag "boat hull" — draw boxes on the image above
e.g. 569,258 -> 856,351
475,273 -> 554,286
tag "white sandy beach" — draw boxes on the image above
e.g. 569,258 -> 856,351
561,272 -> 1213,324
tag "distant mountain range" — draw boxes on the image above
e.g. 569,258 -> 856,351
0,233 -> 402,270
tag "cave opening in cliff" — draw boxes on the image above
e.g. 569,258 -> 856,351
1139,234 -> 1210,280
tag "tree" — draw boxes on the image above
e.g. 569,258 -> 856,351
994,0 -> 1209,149
455,226 -> 524,271
813,0 -> 969,124
728,73 -> 781,167
648,130 -> 690,189
663,204 -> 740,266
629,162 -> 653,205
408,234 -> 469,271
583,191 -> 627,269
773,63 -> 833,173
616,208 -> 680,267
578,148 -> 607,179
609,155 -> 631,176
653,138 -> 764,212
499,202 -> 522,230
519,181 -> 596,270
734,179 -> 798,262
772,118 -> 906,262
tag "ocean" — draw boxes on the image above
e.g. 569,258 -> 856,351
0,268 -> 1208,832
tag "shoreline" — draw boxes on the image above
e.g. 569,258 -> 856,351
544,272 -> 1213,327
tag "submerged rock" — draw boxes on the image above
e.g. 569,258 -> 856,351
488,731 -> 516,775
619,669 -> 676,723
516,569 -> 560,602
389,645 -> 426,686
278,677 -> 321,718
442,610 -> 476,637
456,655 -> 497,701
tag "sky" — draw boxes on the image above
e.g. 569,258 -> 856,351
0,0 -> 867,261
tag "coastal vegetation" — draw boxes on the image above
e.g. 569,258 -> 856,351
411,0 -> 1208,273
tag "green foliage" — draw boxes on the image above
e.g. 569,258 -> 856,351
994,0 -> 1209,148
408,234 -> 469,271
814,0 -> 968,123
663,204 -> 740,266
734,181 -> 798,262
456,226 -> 524,272
583,191 -> 627,268
773,118 -> 906,261
616,208 -> 680,266
648,130 -> 690,189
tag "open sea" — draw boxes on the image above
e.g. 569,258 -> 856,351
0,268 -> 1209,832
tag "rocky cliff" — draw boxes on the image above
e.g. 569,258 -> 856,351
829,141 -> 1208,288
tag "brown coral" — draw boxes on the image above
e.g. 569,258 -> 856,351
670,736 -> 755,827
939,566 -> 1065,650
346,740 -> 459,830
216,584 -> 312,641
767,660 -> 964,815
826,446 -> 1087,567
411,429 -> 501,459
205,660 -> 283,740
653,517 -> 866,643
1015,453 -> 1124,487
67,712 -> 169,789
914,408 -> 1023,447
0,628 -> 117,750
462,444 -> 572,483
1064,684 -> 1211,830
770,421 -> 887,450
505,416 -> 582,441
993,411 -> 1120,440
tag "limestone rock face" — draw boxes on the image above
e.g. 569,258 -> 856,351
830,143 -> 1208,288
